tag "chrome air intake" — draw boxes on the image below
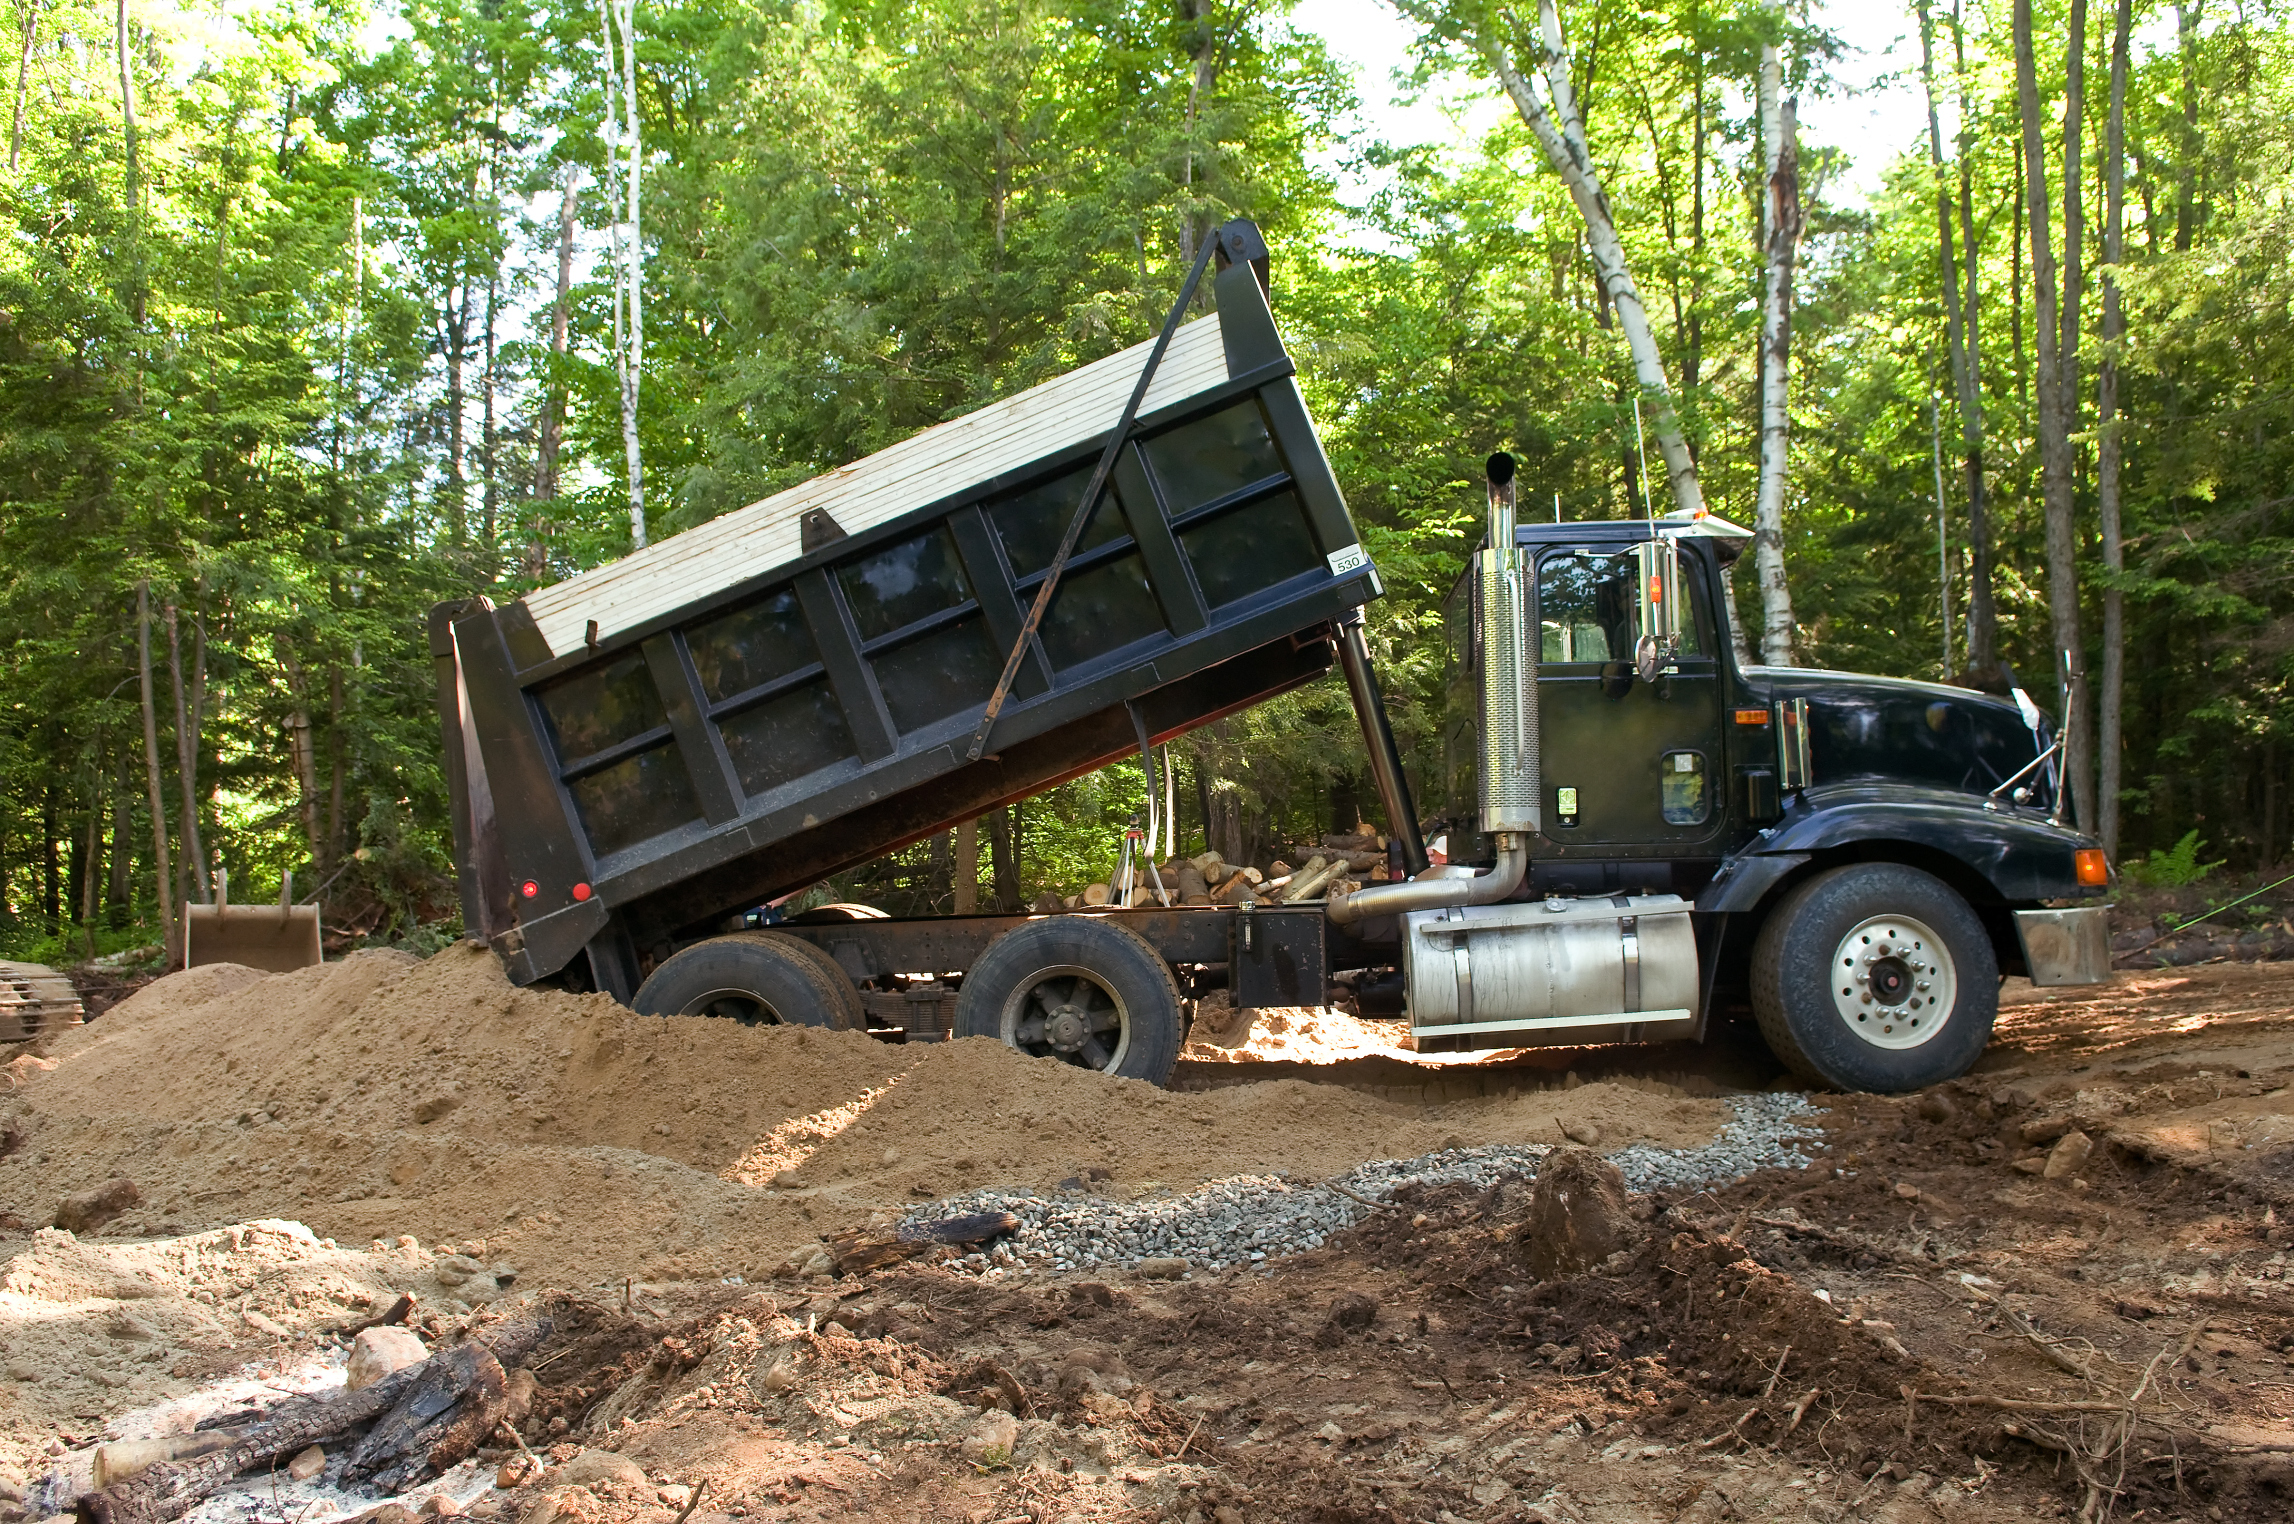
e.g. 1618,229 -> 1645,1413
1479,453 -> 1540,836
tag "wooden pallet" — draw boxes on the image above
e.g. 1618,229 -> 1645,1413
0,960 -> 85,1044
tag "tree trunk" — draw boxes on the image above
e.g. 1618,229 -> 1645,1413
2015,0 -> 2094,831
109,753 -> 132,928
2061,0 -> 2086,426
444,278 -> 469,544
1920,0 -> 1996,674
80,776 -> 101,954
1752,43 -> 1800,667
2096,0 -> 2131,857
114,0 -> 140,323
136,584 -> 178,966
532,164 -> 578,529
1951,0 -> 1997,671
42,786 -> 60,934
599,0 -> 646,550
482,265 -> 499,558
10,0 -> 40,174
2174,1 -> 2202,251
953,819 -> 978,915
1481,0 -> 1705,518
326,664 -> 346,870
987,805 -> 1019,912
278,638 -> 325,869
163,605 -> 208,902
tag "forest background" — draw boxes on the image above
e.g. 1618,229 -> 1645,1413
1,0 -> 2286,956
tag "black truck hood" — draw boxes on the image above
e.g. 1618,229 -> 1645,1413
1742,665 -> 2048,805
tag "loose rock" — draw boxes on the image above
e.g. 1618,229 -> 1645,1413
958,1409 -> 1020,1463
286,1446 -> 326,1482
552,1451 -> 647,1492
2044,1129 -> 2094,1180
52,1178 -> 139,1233
348,1326 -> 431,1391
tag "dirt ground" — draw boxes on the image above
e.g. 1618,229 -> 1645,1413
3,958 -> 2293,1524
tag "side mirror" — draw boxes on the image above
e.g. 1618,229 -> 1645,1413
1633,538 -> 1684,682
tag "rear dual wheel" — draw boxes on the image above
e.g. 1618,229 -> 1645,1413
1751,863 -> 1997,1093
954,917 -> 1183,1085
632,931 -> 865,1030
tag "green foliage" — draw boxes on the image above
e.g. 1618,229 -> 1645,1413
2119,830 -> 2224,890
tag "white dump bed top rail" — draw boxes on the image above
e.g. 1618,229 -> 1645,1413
519,313 -> 1232,660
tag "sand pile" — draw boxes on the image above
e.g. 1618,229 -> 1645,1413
0,944 -> 1724,1293
0,1219 -> 426,1445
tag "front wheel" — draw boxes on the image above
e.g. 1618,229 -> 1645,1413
953,917 -> 1183,1085
1750,864 -> 1998,1093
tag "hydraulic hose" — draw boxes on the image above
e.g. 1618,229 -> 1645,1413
1325,833 -> 1528,926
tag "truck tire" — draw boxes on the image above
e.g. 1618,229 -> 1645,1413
954,917 -> 1183,1085
633,931 -> 865,1030
1750,864 -> 1997,1093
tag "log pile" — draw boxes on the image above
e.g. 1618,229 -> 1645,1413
1,961 -> 84,1045
1048,826 -> 1394,911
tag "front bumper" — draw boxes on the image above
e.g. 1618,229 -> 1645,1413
2013,906 -> 2113,986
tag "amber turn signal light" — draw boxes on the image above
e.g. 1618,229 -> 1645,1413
2075,848 -> 2109,886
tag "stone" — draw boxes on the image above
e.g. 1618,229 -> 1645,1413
53,1179 -> 139,1234
286,1446 -> 326,1482
418,1495 -> 464,1516
2044,1130 -> 2094,1181
554,1451 -> 648,1492
349,1509 -> 420,1524
432,1254 -> 487,1287
1135,1257 -> 1188,1280
958,1409 -> 1020,1463
751,1356 -> 798,1395
1560,1120 -> 1603,1147
2020,1116 -> 2070,1146
497,1457 -> 543,1489
347,1326 -> 430,1391
2012,1157 -> 2046,1175
1893,1182 -> 1921,1200
1519,1148 -> 1631,1280
412,1094 -> 461,1124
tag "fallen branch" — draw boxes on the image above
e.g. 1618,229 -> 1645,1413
77,1323 -> 548,1524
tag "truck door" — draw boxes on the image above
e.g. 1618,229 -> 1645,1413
1533,542 -> 1727,853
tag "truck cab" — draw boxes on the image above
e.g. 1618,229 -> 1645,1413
1372,481 -> 2113,1091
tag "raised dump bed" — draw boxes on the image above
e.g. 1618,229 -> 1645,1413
434,222 -> 1388,1000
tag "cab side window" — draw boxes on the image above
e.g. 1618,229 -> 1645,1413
1536,551 -> 1632,662
1537,546 -> 1711,662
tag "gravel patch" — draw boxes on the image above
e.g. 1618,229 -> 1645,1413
907,1093 -> 1825,1277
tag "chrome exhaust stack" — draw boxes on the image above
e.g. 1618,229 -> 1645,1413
1330,453 -> 1536,926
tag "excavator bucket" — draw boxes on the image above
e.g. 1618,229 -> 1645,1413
183,870 -> 323,973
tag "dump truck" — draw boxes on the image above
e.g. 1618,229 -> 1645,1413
432,219 -> 2111,1095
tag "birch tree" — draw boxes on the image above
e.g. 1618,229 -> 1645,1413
1752,39 -> 1801,666
2013,0 -> 2094,830
598,0 -> 645,550
2095,0 -> 2131,855
1405,0 -> 1708,520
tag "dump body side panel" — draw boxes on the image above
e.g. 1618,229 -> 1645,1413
439,244 -> 1378,984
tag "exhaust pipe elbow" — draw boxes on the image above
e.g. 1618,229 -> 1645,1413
1325,834 -> 1528,926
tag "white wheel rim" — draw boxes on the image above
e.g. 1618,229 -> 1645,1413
1829,913 -> 1956,1051
999,964 -> 1131,1073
